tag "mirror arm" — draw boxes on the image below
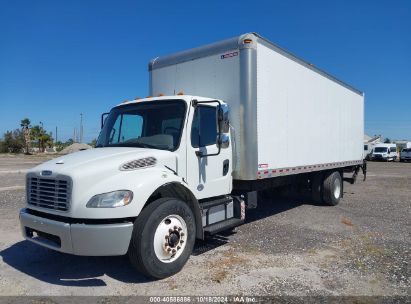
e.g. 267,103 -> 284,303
196,145 -> 222,158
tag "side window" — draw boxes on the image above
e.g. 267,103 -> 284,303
109,114 -> 143,144
390,147 -> 396,153
191,106 -> 217,148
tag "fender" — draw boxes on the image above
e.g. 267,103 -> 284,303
146,182 -> 204,240
68,167 -> 192,220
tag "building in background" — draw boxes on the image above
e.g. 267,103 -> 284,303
393,140 -> 411,151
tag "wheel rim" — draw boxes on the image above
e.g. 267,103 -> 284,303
153,214 -> 187,263
333,178 -> 341,199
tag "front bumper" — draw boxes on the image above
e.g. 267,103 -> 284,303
19,209 -> 134,256
372,155 -> 387,161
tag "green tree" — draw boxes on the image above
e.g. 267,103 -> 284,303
0,140 -> 7,153
89,138 -> 97,147
20,118 -> 31,154
30,125 -> 51,152
20,118 -> 30,128
65,138 -> 74,146
42,132 -> 54,150
2,129 -> 24,153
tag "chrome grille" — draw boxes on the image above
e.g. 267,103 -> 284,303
27,176 -> 71,211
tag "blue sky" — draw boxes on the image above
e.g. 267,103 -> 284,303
1,0 -> 410,142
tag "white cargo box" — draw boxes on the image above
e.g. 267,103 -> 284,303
149,33 -> 364,181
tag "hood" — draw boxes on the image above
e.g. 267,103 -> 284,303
30,147 -> 176,176
26,147 -> 181,218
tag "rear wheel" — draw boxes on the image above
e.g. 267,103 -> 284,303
311,172 -> 323,203
128,198 -> 196,279
322,171 -> 342,206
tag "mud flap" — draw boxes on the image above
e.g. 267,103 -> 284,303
347,160 -> 367,184
361,160 -> 367,181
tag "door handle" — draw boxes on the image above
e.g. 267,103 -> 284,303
223,159 -> 229,176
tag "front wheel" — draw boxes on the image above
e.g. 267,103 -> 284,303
128,198 -> 196,279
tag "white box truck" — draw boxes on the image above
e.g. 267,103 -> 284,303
19,33 -> 366,279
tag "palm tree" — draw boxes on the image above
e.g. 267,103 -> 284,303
20,118 -> 31,154
42,132 -> 54,150
30,125 -> 45,152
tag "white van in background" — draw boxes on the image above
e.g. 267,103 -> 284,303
371,144 -> 397,161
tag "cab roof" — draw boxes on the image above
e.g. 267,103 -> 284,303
116,95 -> 221,107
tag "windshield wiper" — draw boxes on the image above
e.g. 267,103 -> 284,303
96,142 -> 166,150
132,142 -> 161,149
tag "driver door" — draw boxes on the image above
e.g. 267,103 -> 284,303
186,104 -> 232,199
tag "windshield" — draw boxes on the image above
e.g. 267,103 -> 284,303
96,100 -> 186,151
374,147 -> 388,153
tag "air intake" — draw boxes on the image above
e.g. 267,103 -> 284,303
120,157 -> 157,171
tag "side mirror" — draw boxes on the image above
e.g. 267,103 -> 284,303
218,104 -> 230,133
101,112 -> 109,129
217,104 -> 230,150
217,134 -> 230,149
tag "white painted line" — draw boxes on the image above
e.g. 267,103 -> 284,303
0,170 -> 29,174
0,186 -> 25,191
367,174 -> 405,177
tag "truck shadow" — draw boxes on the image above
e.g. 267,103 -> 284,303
193,191 -> 327,255
0,241 -> 149,286
0,193 -> 328,286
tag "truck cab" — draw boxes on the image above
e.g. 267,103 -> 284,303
20,95 -> 237,279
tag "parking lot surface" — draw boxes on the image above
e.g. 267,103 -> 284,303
0,154 -> 409,296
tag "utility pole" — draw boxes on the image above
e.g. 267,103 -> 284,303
55,126 -> 58,143
80,113 -> 83,143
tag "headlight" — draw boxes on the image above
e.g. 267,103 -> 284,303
86,190 -> 133,208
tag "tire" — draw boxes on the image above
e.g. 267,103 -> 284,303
311,172 -> 323,203
322,171 -> 342,206
128,197 -> 196,279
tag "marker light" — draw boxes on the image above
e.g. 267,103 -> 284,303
158,93 -> 164,96
243,39 -> 253,44
177,91 -> 184,95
